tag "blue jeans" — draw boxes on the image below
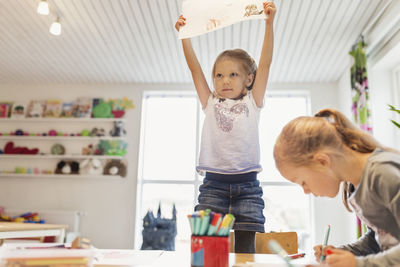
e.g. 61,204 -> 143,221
195,173 -> 265,232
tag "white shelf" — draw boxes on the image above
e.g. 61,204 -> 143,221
0,136 -> 126,140
0,118 -> 126,122
0,173 -> 123,179
0,155 -> 124,159
0,114 -> 129,179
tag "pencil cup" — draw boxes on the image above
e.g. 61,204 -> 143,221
191,235 -> 229,267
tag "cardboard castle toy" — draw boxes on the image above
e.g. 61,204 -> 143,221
141,203 -> 177,251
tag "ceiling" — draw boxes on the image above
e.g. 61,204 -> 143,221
0,0 -> 390,85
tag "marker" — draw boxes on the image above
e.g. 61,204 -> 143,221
199,212 -> 210,236
286,252 -> 306,259
199,210 -> 204,219
194,214 -> 201,235
216,214 -> 228,235
222,214 -> 235,236
320,225 -> 331,262
268,240 -> 294,267
208,211 -> 215,226
207,213 -> 221,236
188,214 -> 195,234
217,214 -> 229,236
217,213 -> 234,236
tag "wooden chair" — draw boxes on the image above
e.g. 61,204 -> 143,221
230,231 -> 298,254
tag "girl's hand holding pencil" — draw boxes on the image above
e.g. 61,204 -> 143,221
319,224 -> 331,262
307,249 -> 357,267
323,249 -> 356,267
313,244 -> 335,262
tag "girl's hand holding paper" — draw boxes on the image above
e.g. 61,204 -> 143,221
263,1 -> 276,24
178,0 -> 273,39
175,15 -> 186,32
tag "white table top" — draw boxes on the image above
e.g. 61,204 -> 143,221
93,249 -> 316,267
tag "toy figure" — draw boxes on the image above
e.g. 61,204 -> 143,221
110,121 -> 127,137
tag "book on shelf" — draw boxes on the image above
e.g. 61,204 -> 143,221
73,98 -> 92,118
44,100 -> 62,118
0,102 -> 11,118
10,102 -> 27,119
60,101 -> 75,118
26,100 -> 46,118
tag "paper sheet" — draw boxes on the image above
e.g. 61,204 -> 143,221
178,0 -> 267,39
93,249 -> 164,265
233,263 -> 306,267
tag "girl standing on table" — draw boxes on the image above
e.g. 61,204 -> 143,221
273,108 -> 400,267
175,2 -> 276,253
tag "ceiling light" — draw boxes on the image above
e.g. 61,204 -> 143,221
37,0 -> 49,15
50,18 -> 61,35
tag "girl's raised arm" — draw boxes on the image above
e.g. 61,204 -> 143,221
176,16 -> 211,108
252,2 -> 276,108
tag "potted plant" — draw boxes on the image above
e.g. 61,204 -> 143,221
110,97 -> 135,118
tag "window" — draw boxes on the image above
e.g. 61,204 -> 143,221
136,91 -> 312,250
393,67 -> 400,149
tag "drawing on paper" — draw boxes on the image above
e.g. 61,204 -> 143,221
244,4 -> 263,17
206,18 -> 222,31
178,0 -> 266,39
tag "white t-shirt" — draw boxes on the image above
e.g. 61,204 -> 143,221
196,92 -> 262,175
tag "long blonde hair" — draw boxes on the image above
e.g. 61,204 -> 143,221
273,108 -> 382,211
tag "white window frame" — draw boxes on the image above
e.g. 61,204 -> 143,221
391,67 -> 400,149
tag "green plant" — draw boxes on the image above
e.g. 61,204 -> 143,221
388,104 -> 400,129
